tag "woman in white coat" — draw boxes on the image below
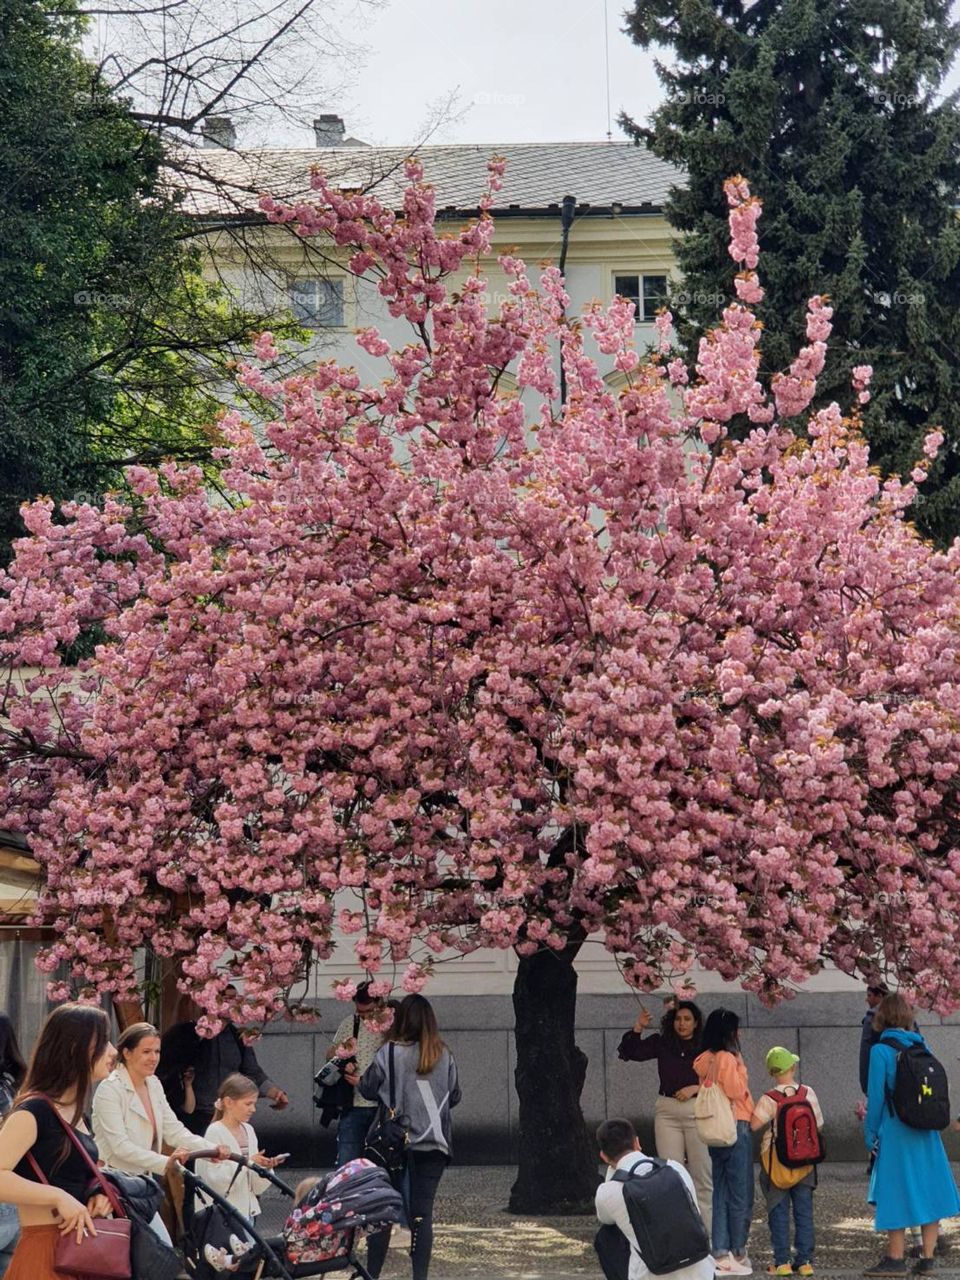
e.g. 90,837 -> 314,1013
92,1022 -> 227,1242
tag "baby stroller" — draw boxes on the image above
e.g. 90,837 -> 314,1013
178,1151 -> 403,1280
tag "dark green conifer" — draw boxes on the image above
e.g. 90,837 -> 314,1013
623,0 -> 960,542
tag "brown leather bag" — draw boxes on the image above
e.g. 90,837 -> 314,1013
25,1096 -> 132,1279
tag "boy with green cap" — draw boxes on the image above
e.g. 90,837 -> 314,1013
750,1047 -> 824,1277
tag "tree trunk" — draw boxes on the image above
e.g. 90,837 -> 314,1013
112,994 -> 144,1030
509,939 -> 597,1213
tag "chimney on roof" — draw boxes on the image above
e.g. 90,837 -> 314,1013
314,114 -> 346,147
202,116 -> 237,148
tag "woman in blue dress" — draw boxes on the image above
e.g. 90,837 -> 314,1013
863,993 -> 960,1277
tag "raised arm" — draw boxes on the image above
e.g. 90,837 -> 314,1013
617,1031 -> 663,1063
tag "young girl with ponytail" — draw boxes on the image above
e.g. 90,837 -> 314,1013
196,1073 -> 286,1221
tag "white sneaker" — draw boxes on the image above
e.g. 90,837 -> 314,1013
229,1234 -> 253,1258
715,1258 -> 752,1276
203,1245 -> 230,1273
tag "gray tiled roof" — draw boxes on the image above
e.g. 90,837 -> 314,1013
172,141 -> 681,220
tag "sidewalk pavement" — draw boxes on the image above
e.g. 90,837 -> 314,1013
257,1163 -> 960,1277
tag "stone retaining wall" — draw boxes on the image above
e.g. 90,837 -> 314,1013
250,992 -> 960,1163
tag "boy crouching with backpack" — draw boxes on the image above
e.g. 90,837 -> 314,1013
595,1118 -> 714,1280
751,1048 -> 825,1277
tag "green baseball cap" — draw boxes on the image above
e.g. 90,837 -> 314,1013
766,1046 -> 800,1075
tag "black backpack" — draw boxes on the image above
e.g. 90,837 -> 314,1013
364,1044 -> 410,1188
612,1157 -> 711,1275
314,1014 -> 361,1127
882,1035 -> 950,1131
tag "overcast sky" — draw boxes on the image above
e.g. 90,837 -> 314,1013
318,0 -> 960,150
321,0 -> 661,147
85,0 -> 960,149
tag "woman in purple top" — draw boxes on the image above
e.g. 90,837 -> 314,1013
618,999 -> 713,1235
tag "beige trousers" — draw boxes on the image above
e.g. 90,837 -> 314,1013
654,1094 -> 714,1237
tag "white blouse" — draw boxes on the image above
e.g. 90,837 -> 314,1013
196,1120 -> 271,1220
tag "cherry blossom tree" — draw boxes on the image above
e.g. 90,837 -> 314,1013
3,162 -> 960,1210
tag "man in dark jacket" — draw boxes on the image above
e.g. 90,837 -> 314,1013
159,986 -> 289,1134
859,985 -> 888,1094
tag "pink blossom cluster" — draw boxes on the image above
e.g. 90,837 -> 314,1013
725,178 -> 760,267
852,364 -> 873,406
771,297 -> 833,419
2,167 -> 960,1028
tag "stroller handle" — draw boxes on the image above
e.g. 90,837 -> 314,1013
179,1147 -> 229,1165
178,1147 -> 294,1195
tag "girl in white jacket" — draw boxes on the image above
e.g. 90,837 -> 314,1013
197,1074 -> 286,1224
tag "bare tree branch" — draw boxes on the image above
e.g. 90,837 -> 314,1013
80,0 -> 374,145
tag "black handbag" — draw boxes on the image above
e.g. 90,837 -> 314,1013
94,1169 -> 164,1222
363,1043 -> 409,1184
129,1211 -> 182,1280
89,1171 -> 178,1280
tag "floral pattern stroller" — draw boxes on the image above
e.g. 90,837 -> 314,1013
178,1152 -> 403,1280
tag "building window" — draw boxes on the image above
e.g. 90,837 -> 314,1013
289,277 -> 345,327
613,273 -> 669,323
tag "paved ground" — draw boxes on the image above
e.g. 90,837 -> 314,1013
255,1163 -> 960,1277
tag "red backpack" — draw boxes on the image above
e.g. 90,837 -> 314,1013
765,1085 -> 824,1168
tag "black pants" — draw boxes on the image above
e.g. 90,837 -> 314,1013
595,1225 -> 631,1280
367,1149 -> 448,1280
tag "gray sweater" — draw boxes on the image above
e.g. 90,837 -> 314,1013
360,1041 -> 461,1156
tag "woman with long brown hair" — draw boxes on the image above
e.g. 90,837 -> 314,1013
694,1008 -> 755,1275
359,994 -> 461,1280
0,1003 -> 117,1280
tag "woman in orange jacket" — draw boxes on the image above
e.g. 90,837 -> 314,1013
694,1008 -> 756,1276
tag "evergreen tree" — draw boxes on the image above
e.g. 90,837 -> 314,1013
0,0 -> 295,558
622,0 -> 960,544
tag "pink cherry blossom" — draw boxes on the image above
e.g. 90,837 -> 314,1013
355,328 -> 391,358
2,170 -> 960,1029
923,429 -> 944,460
